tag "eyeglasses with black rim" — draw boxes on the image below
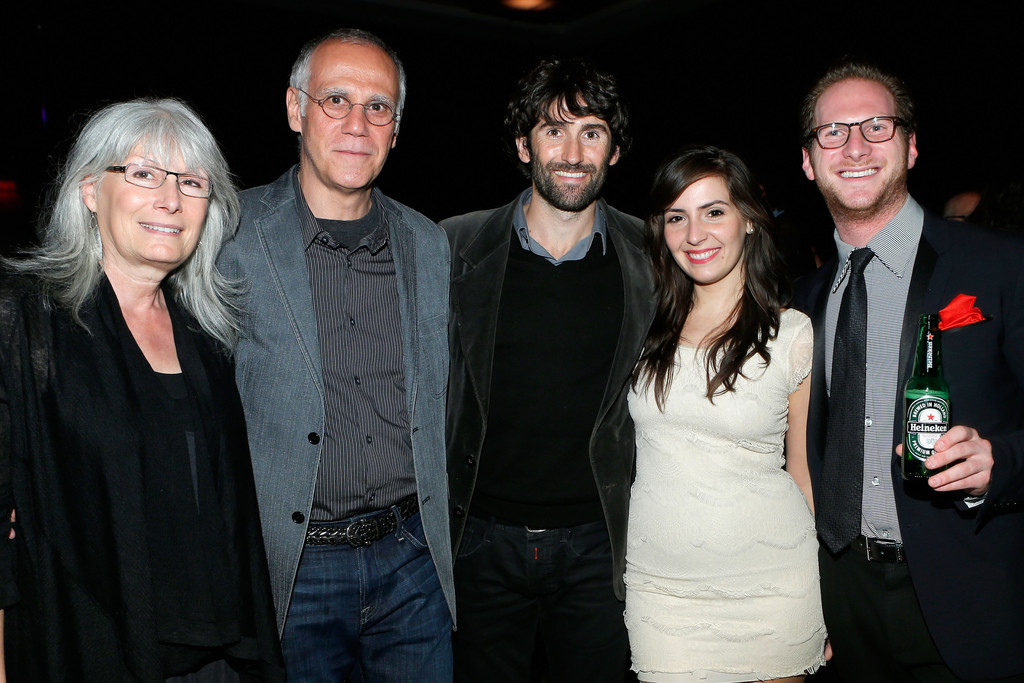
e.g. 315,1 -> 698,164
807,116 -> 904,150
105,163 -> 211,198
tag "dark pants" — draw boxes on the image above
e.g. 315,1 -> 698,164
280,510 -> 452,682
165,659 -> 240,683
453,515 -> 630,683
818,544 -> 1024,683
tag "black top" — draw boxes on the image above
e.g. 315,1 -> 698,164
472,232 -> 624,527
135,362 -> 248,674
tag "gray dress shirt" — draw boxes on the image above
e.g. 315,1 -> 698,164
824,196 -> 924,542
512,188 -> 607,264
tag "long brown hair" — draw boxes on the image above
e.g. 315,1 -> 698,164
634,145 -> 791,408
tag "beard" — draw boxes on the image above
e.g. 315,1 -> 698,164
812,136 -> 913,228
817,164 -> 910,227
530,160 -> 609,212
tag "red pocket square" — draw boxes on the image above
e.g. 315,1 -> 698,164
938,294 -> 985,331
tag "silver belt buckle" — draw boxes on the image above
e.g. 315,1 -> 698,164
524,526 -> 548,533
865,537 -> 903,562
344,518 -> 375,547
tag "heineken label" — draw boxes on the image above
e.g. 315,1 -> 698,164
905,397 -> 949,460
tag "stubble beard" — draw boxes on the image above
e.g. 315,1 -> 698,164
815,151 -> 911,230
531,160 -> 608,213
819,166 -> 909,228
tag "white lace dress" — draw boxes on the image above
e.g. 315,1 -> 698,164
624,309 -> 826,681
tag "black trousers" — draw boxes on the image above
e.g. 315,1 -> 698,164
453,515 -> 632,683
818,543 -> 1024,683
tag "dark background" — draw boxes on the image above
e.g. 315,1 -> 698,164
2,0 -> 1022,258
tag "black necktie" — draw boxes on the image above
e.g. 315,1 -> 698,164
819,247 -> 873,554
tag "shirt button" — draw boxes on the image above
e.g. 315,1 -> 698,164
466,454 -> 476,466
292,511 -> 305,524
453,506 -> 465,518
366,435 -> 373,444
865,416 -> 873,427
350,317 -> 356,326
871,476 -> 880,486
354,376 -> 361,386
308,432 -> 321,445
880,529 -> 891,538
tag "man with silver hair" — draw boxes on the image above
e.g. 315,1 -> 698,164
218,28 -> 455,681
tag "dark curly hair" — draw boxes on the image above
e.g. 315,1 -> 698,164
503,57 -> 631,176
634,145 -> 792,408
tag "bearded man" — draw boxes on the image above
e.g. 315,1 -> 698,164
442,57 -> 654,683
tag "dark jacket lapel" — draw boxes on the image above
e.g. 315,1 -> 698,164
450,202 -> 516,418
595,203 -> 654,428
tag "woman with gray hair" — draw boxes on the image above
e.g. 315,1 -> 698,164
0,98 -> 283,681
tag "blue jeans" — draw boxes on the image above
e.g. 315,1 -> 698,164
281,510 -> 452,682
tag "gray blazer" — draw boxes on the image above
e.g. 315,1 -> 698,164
219,167 -> 455,634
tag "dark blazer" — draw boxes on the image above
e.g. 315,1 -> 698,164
794,212 -> 1024,680
442,197 -> 655,600
0,275 -> 283,682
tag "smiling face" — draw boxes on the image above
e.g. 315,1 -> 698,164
802,78 -> 918,241
288,39 -> 399,218
516,104 -> 619,213
82,148 -> 208,281
663,175 -> 750,295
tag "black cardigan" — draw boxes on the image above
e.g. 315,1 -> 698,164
0,273 -> 284,682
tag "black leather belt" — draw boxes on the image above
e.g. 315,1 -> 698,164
854,534 -> 906,563
305,494 -> 418,547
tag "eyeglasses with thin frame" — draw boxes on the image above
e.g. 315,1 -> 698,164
807,116 -> 904,150
105,163 -> 211,198
297,88 -> 400,127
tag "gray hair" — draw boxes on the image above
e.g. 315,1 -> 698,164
288,28 -> 407,132
5,97 -> 242,351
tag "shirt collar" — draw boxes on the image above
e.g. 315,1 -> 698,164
831,195 -> 924,293
512,187 -> 607,264
293,171 -> 387,253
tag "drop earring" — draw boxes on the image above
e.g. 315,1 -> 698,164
92,213 -> 103,261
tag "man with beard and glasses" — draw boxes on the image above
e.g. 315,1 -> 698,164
442,57 -> 655,682
794,60 -> 1024,682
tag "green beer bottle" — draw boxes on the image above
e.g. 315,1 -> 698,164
902,314 -> 950,479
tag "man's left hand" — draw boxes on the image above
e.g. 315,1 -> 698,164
897,425 -> 993,496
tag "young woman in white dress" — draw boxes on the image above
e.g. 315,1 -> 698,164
625,146 -> 827,683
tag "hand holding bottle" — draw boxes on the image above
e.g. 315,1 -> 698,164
896,426 -> 993,496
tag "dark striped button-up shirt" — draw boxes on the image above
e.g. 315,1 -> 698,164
295,180 -> 416,522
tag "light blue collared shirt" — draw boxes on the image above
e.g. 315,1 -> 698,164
512,188 -> 607,265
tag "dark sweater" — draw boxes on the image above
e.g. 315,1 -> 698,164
472,235 -> 623,527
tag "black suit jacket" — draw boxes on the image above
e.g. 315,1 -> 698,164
442,197 -> 655,600
794,212 -> 1024,680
